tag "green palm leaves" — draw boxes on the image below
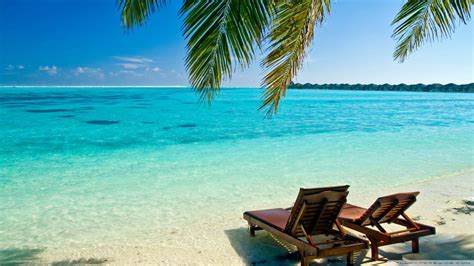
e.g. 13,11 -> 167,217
119,0 -> 472,115
392,0 -> 472,62
118,0 -> 169,27
262,0 -> 330,115
181,0 -> 271,102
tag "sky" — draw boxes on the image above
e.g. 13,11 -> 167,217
0,0 -> 472,86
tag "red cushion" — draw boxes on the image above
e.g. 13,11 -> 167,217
245,208 -> 290,231
339,204 -> 367,222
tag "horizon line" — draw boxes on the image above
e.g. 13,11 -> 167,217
0,85 -> 188,88
0,82 -> 472,88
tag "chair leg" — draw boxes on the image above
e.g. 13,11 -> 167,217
412,238 -> 419,253
370,241 -> 379,261
346,252 -> 354,266
249,226 -> 256,237
298,249 -> 309,266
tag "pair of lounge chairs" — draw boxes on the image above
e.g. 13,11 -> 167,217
243,185 -> 435,265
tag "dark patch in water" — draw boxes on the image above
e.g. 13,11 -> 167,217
132,99 -> 148,103
25,107 -> 93,113
162,126 -> 172,130
178,123 -> 197,128
128,106 -> 146,109
86,120 -> 120,125
58,115 -> 75,118
141,121 -> 154,124
26,109 -> 70,113
2,104 -> 28,108
76,106 -> 95,111
23,101 -> 58,106
66,99 -> 90,104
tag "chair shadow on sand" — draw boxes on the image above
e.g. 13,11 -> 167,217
377,235 -> 474,262
225,227 -> 473,265
224,228 -> 366,265
0,248 -> 109,265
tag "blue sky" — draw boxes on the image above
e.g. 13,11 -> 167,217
0,0 -> 472,86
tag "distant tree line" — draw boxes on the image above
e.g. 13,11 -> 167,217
288,83 -> 474,93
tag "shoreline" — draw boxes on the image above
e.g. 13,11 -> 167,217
5,170 -> 472,265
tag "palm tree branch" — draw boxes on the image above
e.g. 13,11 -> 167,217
392,0 -> 472,62
260,0 -> 330,116
118,0 -> 169,28
181,0 -> 272,102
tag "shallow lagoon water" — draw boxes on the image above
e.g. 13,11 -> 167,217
0,87 -> 473,251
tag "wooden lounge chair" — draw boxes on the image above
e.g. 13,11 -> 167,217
338,192 -> 436,261
243,186 -> 368,266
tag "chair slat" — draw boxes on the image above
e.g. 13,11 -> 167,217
357,192 -> 420,226
285,189 -> 349,237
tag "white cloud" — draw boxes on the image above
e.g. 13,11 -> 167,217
38,65 -> 58,75
109,70 -> 144,77
146,66 -> 161,72
113,56 -> 153,63
114,56 -> 154,70
118,63 -> 142,69
72,67 -> 104,78
74,67 -> 87,74
5,65 -> 24,70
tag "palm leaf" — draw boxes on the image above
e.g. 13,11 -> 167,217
392,0 -> 472,62
260,0 -> 330,116
118,0 -> 169,28
181,0 -> 272,102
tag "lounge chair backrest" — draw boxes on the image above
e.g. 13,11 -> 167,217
358,192 -> 419,226
286,185 -> 349,234
288,185 -> 349,224
285,188 -> 349,237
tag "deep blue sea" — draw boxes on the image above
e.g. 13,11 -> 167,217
0,87 -> 473,251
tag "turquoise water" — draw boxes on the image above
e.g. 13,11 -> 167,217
0,88 -> 473,251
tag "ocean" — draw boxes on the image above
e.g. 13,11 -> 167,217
0,87 -> 473,254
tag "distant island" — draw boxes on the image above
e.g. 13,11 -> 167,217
289,83 -> 474,93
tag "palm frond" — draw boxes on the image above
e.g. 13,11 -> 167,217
181,0 -> 272,102
392,0 -> 472,62
260,0 -> 330,116
118,0 -> 169,28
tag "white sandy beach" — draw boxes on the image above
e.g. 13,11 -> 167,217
16,170 -> 471,265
